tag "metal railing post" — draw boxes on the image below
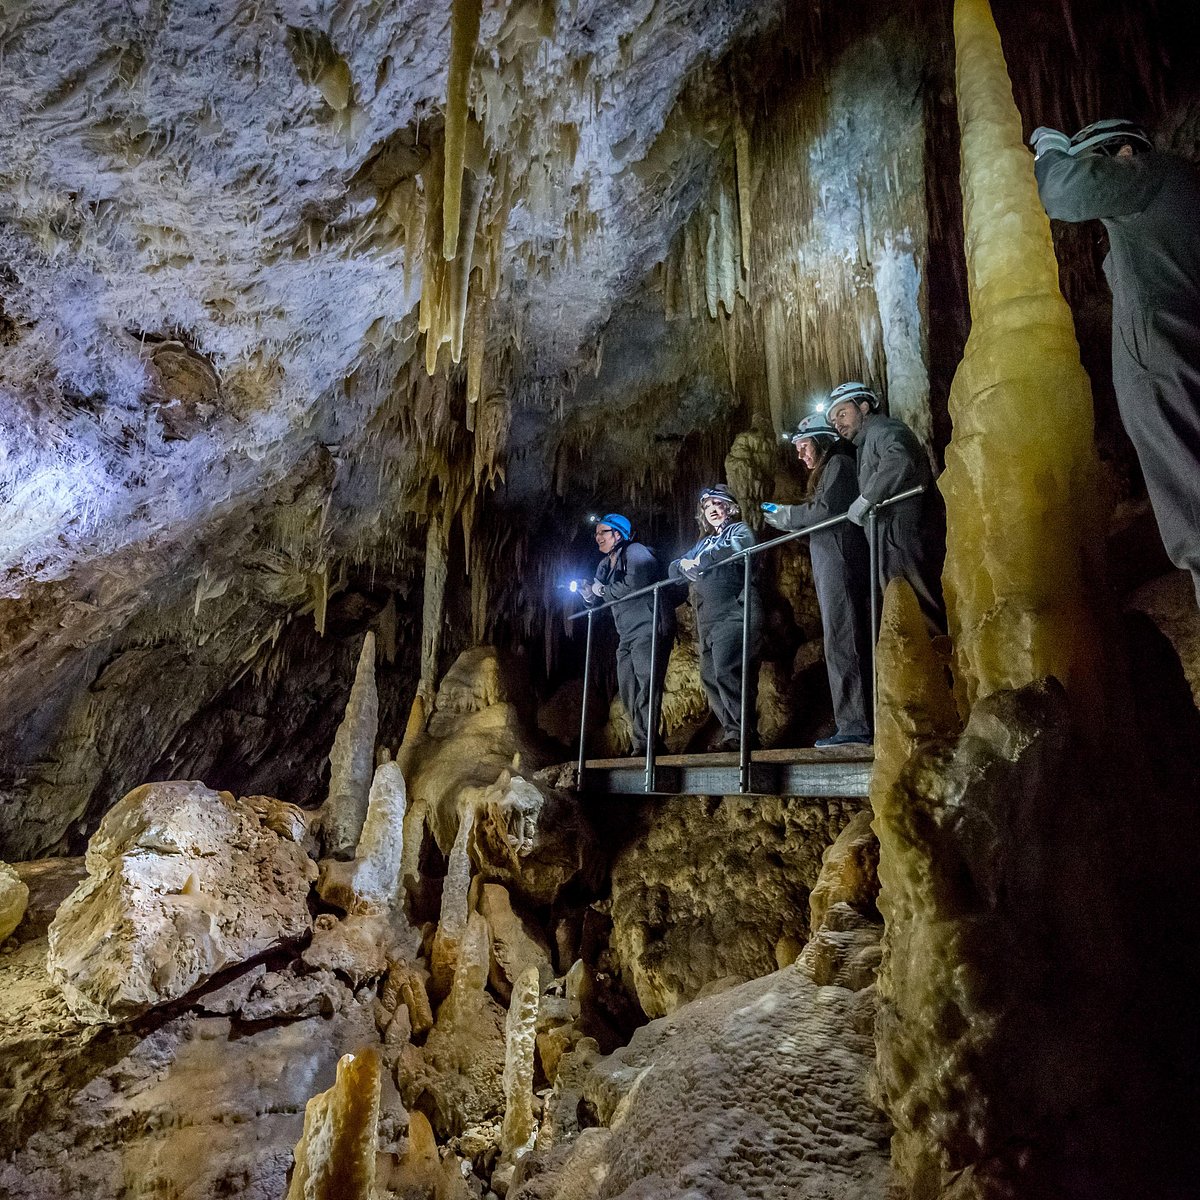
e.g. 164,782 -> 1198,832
739,553 -> 752,794
645,587 -> 660,793
867,505 -> 880,721
576,608 -> 595,782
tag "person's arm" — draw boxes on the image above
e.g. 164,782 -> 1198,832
669,540 -> 703,582
692,523 -> 754,572
764,458 -> 857,530
1035,150 -> 1164,222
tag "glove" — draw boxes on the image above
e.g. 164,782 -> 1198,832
1029,126 -> 1070,159
760,502 -> 779,514
847,495 -> 871,527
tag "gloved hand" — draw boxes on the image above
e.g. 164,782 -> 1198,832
1029,126 -> 1070,159
760,502 -> 779,514
580,580 -> 603,601
679,557 -> 700,581
847,495 -> 871,526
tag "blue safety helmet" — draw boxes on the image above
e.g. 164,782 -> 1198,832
1069,118 -> 1152,157
597,512 -> 632,540
791,413 -> 840,446
824,381 -> 880,420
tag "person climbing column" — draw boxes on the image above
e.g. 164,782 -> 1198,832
1032,118 -> 1200,607
580,513 -> 674,756
670,484 -> 760,752
762,415 -> 872,747
825,382 -> 946,636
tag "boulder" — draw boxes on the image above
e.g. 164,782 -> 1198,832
0,863 -> 29,943
48,781 -> 317,1024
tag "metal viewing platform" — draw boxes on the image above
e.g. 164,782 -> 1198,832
576,745 -> 873,798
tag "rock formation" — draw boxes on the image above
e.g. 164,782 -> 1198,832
47,781 -> 317,1024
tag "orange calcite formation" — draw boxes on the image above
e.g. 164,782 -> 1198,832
941,0 -> 1105,713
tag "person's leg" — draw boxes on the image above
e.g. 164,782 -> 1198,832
615,641 -> 643,751
709,613 -> 759,745
879,505 -> 946,637
697,622 -> 733,735
815,552 -> 871,737
1119,311 -> 1200,605
627,635 -> 657,750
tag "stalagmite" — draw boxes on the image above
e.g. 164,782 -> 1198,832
499,964 -> 540,1164
322,633 -> 379,860
430,805 -> 475,997
941,0 -> 1104,713
317,756 -> 407,913
443,0 -> 483,260
443,909 -> 491,1021
285,1049 -> 381,1200
420,514 -> 449,706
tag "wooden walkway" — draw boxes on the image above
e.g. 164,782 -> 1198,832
577,745 -> 874,798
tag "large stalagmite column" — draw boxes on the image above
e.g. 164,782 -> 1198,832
941,0 -> 1105,713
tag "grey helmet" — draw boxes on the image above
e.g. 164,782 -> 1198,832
791,413 -> 840,446
824,381 -> 880,420
1069,118 -> 1152,157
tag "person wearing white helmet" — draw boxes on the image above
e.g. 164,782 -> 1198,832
762,414 -> 872,746
824,382 -> 946,636
1032,118 -> 1200,606
580,513 -> 675,756
670,484 -> 760,752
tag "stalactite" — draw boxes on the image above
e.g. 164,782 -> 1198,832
499,964 -> 540,1166
322,632 -> 379,861
735,115 -> 753,288
376,591 -> 397,665
443,0 -> 483,261
419,513 -> 449,705
309,566 -> 330,636
465,294 -> 488,424
704,211 -> 719,319
942,0 -> 1105,714
285,1049 -> 381,1200
716,181 -> 738,315
447,121 -> 488,364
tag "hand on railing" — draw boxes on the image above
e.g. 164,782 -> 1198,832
846,495 -> 871,526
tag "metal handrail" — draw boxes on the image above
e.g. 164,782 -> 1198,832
569,484 -> 927,792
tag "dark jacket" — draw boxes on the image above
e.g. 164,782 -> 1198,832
851,412 -> 932,510
1035,149 -> 1200,322
669,519 -> 756,625
587,541 -> 672,642
764,448 -> 868,581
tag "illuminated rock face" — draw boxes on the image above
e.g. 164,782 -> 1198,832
607,794 -> 866,1017
47,781 -> 317,1024
940,0 -> 1105,713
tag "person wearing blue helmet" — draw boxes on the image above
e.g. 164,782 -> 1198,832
580,513 -> 674,755
670,484 -> 760,752
762,414 -> 872,746
1032,118 -> 1200,607
825,382 -> 946,637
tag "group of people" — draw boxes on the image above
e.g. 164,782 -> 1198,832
578,382 -> 945,755
580,112 -> 1200,756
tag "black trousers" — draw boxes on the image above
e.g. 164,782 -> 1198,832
617,632 -> 672,749
698,609 -> 761,743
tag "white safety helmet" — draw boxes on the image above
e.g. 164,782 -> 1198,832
1069,118 -> 1152,157
790,413 -> 840,446
824,382 -> 880,420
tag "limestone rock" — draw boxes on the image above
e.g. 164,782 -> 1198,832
500,965 -> 541,1164
286,1048 -> 381,1200
7,858 -> 86,942
0,863 -> 29,944
512,966 -> 892,1199
47,781 -> 317,1024
301,913 -> 390,988
608,794 -> 865,1016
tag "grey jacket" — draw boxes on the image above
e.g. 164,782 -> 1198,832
669,519 -> 756,623
1035,149 -> 1200,323
851,413 -> 932,508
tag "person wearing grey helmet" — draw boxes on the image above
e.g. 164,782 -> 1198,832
580,513 -> 675,756
1032,118 -> 1200,607
669,484 -> 760,752
824,383 -> 946,636
762,415 -> 872,746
